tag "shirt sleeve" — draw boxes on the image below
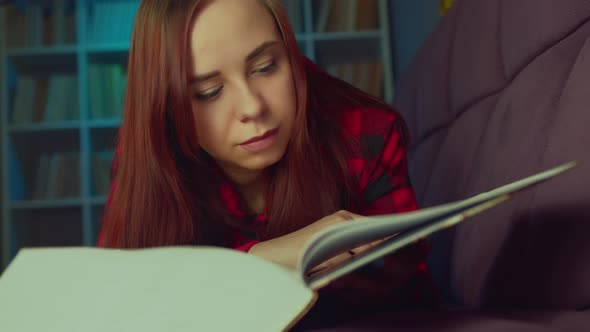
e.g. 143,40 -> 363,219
322,109 -> 437,308
357,116 -> 419,216
355,112 -> 431,266
234,240 -> 260,252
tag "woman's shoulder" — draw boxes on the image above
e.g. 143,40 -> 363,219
339,104 -> 403,139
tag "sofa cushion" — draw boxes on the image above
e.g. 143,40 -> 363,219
394,0 -> 590,309
304,309 -> 590,332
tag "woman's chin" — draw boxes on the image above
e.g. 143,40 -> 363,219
237,147 -> 286,171
239,154 -> 283,171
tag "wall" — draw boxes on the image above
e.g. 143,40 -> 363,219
390,0 -> 441,81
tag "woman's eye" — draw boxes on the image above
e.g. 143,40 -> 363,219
253,60 -> 277,74
195,87 -> 223,101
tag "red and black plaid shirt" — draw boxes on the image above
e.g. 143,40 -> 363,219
218,105 -> 437,307
224,106 -> 419,251
99,101 -> 437,309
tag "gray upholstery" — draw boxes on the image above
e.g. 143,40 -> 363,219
306,0 -> 590,330
309,309 -> 590,331
395,0 -> 590,311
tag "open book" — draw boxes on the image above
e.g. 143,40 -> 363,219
0,161 -> 578,332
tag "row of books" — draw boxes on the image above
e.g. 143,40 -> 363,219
4,0 -> 380,48
10,59 -> 380,124
30,150 -> 114,200
88,63 -> 127,120
5,0 -> 76,48
315,0 -> 379,32
325,61 -> 383,98
282,0 -> 303,33
92,151 -> 115,196
32,152 -> 80,200
87,0 -> 141,44
11,75 -> 79,124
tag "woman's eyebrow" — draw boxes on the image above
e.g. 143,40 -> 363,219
189,40 -> 280,86
244,40 -> 279,62
190,71 -> 221,85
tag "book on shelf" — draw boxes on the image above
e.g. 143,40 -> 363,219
316,0 -> 379,32
88,1 -> 140,44
326,60 -> 383,98
92,150 -> 115,196
5,5 -> 27,48
32,77 -> 49,122
356,0 -> 379,30
315,0 -> 333,32
32,153 -> 50,199
283,0 -> 302,33
0,161 -> 578,332
10,76 -> 37,124
51,0 -> 76,45
5,1 -> 76,48
7,144 -> 26,201
43,74 -> 79,122
11,74 -> 78,124
88,63 -> 127,120
24,3 -> 43,46
32,151 -> 80,200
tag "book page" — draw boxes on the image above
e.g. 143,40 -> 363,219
298,161 -> 578,282
0,247 -> 316,332
306,195 -> 510,289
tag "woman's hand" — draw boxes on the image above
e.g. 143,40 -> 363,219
249,210 -> 379,271
249,210 -> 427,306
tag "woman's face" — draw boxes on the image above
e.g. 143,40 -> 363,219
189,0 -> 296,180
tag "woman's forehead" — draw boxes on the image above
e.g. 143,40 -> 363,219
190,0 -> 279,66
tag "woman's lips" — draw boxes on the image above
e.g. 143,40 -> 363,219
239,128 -> 279,152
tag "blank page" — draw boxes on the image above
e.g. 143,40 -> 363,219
0,247 -> 315,332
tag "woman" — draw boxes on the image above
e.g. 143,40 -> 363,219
99,0 -> 437,327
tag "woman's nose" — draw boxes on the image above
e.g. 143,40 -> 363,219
238,84 -> 265,123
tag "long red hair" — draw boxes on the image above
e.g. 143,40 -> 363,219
99,0 -> 409,248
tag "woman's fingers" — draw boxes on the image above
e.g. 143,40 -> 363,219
307,253 -> 349,274
308,236 -> 396,276
349,234 -> 398,255
348,237 -> 384,255
306,212 -> 400,276
306,251 -> 354,276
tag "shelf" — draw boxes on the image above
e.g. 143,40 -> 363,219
294,34 -> 308,42
7,46 -> 78,73
8,122 -> 81,133
10,127 -> 79,143
9,198 -> 84,210
86,43 -> 131,64
90,196 -> 108,206
1,0 -> 395,269
8,54 -> 78,75
85,43 -> 131,53
7,45 -> 79,57
312,30 -> 382,41
88,119 -> 122,129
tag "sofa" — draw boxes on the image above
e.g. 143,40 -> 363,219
305,0 -> 590,330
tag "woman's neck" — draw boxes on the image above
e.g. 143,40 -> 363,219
238,179 -> 266,215
218,164 -> 268,215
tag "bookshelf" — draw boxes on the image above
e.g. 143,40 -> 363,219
0,0 -> 396,269
0,5 -> 5,267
